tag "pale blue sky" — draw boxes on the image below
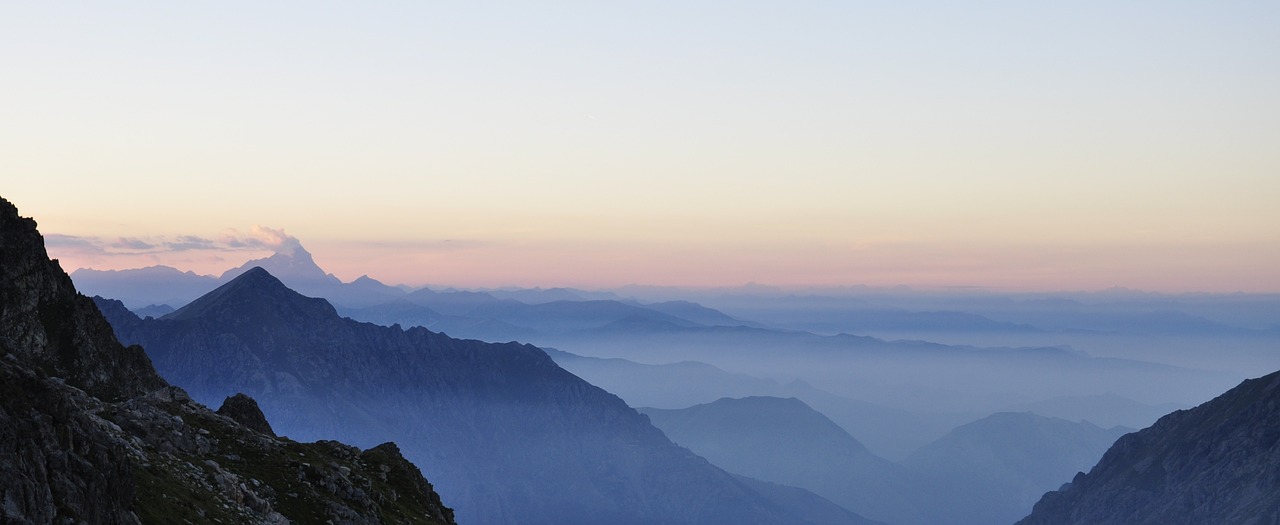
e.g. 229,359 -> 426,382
4,1 -> 1278,290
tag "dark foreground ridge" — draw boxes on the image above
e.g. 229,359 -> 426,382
0,196 -> 456,525
1017,369 -> 1280,525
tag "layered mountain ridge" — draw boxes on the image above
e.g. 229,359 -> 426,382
98,264 -> 870,525
0,196 -> 456,525
1017,370 -> 1280,525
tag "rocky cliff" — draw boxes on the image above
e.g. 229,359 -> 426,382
0,196 -> 455,525
1016,370 -> 1280,525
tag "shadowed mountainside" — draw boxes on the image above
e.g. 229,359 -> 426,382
1017,370 -> 1280,525
0,196 -> 455,525
97,267 -> 872,525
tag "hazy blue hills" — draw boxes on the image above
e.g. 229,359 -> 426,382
536,318 -> 1234,418
1017,370 -> 1280,525
339,291 -> 758,343
641,396 -> 921,525
640,396 -> 1135,525
630,299 -> 764,328
70,265 -> 218,309
546,348 -> 779,406
545,347 -> 1192,463
546,348 -> 978,460
336,299 -> 542,342
902,412 -> 1131,525
96,267 -> 862,525
999,393 -> 1185,430
131,303 -> 175,319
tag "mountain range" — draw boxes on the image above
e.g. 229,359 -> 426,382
902,412 -> 1131,525
641,397 -> 1129,525
96,266 -> 874,525
46,205 -> 1280,524
1017,370 -> 1280,524
0,196 -> 455,525
641,396 -> 921,525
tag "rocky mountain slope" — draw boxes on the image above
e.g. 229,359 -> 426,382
97,267 -> 856,525
0,196 -> 455,525
1017,370 -> 1280,525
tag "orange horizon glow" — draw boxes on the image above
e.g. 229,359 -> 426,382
5,3 -> 1278,295
39,226 -> 1280,294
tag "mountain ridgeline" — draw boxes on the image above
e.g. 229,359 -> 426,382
97,266 -> 870,525
1017,370 -> 1280,525
0,196 -> 456,525
640,397 -> 1129,525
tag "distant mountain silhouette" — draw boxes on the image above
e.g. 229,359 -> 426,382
545,349 -> 973,461
533,318 -> 1235,417
98,267 -> 847,525
641,396 -> 923,525
545,348 -> 780,408
1017,370 -> 1280,525
0,196 -> 455,524
220,247 -> 339,287
630,299 -> 762,328
219,248 -> 404,307
70,265 -> 218,308
72,243 -> 407,309
902,412 -> 1131,525
131,303 -> 175,319
1000,393 -> 1185,430
343,291 -> 758,343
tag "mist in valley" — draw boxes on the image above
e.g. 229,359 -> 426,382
69,249 -> 1280,525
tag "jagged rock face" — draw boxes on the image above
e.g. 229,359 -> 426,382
0,197 -> 165,401
0,196 -> 456,525
104,269 -> 820,525
1017,370 -> 1280,525
217,393 -> 277,437
0,356 -> 139,524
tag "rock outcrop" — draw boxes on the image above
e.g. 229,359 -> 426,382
0,200 -> 164,401
0,196 -> 455,525
217,393 -> 277,437
1017,370 -> 1280,525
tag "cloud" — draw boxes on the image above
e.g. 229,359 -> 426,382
163,235 -> 216,251
45,234 -> 102,251
220,226 -> 303,255
112,237 -> 157,250
46,226 -> 303,260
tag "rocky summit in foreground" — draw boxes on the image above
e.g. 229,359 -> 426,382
0,196 -> 455,525
1017,369 -> 1280,525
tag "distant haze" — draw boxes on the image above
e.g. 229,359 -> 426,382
5,2 -> 1278,292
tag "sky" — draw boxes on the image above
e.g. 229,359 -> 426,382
3,1 -> 1278,292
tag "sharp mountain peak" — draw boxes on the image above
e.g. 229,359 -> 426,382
167,266 -> 337,322
219,241 -> 340,284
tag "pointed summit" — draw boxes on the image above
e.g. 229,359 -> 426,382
0,196 -> 164,399
167,266 -> 337,323
220,241 -> 341,287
